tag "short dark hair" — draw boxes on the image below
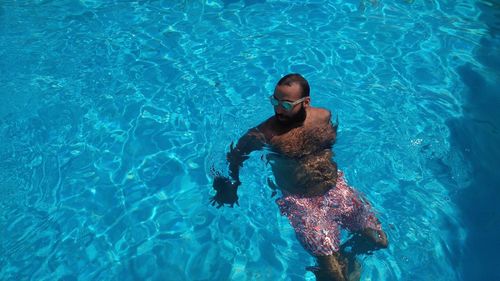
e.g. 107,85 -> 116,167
277,73 -> 310,97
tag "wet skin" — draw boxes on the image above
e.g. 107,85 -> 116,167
227,83 -> 338,197
222,83 -> 388,281
259,106 -> 338,196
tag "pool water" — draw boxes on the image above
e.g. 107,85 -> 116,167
1,0 -> 499,280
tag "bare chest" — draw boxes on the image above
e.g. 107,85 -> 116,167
269,124 -> 334,158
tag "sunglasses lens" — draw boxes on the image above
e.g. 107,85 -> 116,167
270,97 -> 279,106
270,96 -> 296,111
282,102 -> 292,111
269,97 -> 275,105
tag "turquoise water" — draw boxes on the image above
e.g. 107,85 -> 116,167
1,0 -> 499,280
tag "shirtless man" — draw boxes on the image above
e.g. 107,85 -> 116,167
210,73 -> 388,281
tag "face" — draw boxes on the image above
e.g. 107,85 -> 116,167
273,83 -> 310,125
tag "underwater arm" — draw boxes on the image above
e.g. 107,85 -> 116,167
322,109 -> 338,144
226,127 -> 266,185
331,112 -> 338,143
210,127 -> 265,208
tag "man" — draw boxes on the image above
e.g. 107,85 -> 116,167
211,73 -> 388,281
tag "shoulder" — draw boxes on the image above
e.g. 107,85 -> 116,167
250,117 -> 274,141
309,107 -> 332,123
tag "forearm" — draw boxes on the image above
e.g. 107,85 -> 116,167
227,149 -> 248,184
228,162 -> 241,184
225,127 -> 265,184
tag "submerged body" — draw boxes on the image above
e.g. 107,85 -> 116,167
276,170 -> 382,256
234,107 -> 383,255
217,74 -> 387,281
266,109 -> 338,197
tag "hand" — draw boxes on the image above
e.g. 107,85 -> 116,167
210,175 -> 240,208
267,177 -> 278,198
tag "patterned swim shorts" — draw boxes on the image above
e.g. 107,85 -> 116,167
275,171 -> 382,256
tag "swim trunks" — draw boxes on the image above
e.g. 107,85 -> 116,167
275,171 -> 382,256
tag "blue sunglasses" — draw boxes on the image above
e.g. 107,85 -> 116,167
269,95 -> 307,111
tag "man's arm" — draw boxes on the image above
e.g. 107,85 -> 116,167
329,111 -> 338,144
226,127 -> 266,184
318,108 -> 338,144
210,125 -> 267,208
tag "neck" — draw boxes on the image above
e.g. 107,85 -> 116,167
275,107 -> 307,132
291,105 -> 307,125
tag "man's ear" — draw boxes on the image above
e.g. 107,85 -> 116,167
303,97 -> 311,107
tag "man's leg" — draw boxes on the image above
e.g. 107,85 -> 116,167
276,193 -> 347,280
314,254 -> 346,281
313,253 -> 361,281
335,173 -> 389,255
361,227 -> 388,248
340,227 -> 388,256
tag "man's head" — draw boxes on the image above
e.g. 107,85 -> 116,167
272,73 -> 310,125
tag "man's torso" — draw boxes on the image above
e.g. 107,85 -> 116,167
259,107 -> 338,196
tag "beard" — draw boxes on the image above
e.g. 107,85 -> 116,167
275,105 -> 307,126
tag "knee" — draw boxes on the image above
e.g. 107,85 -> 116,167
363,228 -> 389,249
377,237 -> 388,249
373,230 -> 388,249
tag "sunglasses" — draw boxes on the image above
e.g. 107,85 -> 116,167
269,95 -> 307,111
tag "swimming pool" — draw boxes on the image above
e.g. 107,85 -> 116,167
1,0 -> 499,280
